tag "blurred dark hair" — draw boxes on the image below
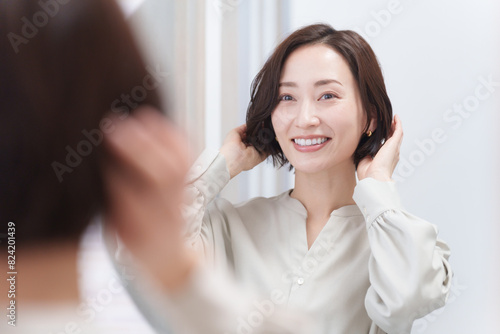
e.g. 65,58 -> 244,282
0,0 -> 161,244
245,23 -> 392,169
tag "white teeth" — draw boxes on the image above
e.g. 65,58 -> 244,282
293,137 -> 328,146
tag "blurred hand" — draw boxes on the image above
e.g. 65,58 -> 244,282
357,115 -> 403,182
103,106 -> 196,291
219,124 -> 268,179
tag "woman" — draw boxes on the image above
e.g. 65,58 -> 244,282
183,23 -> 452,333
0,1 -> 311,333
0,0 -> 190,332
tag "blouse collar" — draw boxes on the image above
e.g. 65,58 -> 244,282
277,189 -> 362,218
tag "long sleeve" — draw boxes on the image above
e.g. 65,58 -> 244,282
158,264 -> 314,334
353,178 -> 452,334
101,150 -> 316,334
182,149 -> 231,259
103,226 -> 314,334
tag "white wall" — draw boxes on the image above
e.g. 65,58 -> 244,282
289,0 -> 500,333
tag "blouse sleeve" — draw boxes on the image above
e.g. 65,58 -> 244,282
353,178 -> 452,334
103,229 -> 314,334
159,264 -> 315,334
182,148 -> 232,261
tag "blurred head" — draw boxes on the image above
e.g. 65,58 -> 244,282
246,23 -> 392,170
0,0 -> 161,244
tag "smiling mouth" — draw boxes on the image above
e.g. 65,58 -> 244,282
292,137 -> 331,147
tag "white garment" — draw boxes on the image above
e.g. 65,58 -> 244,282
0,303 -> 108,334
181,149 -> 453,334
105,227 -> 314,334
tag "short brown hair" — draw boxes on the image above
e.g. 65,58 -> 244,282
245,23 -> 392,168
0,0 -> 161,244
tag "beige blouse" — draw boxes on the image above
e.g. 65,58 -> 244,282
180,149 -> 452,334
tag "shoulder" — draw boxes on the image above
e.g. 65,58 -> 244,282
233,190 -> 299,222
208,190 -> 292,217
237,189 -> 290,208
206,190 -> 302,229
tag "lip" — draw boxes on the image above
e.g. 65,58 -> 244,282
291,136 -> 331,153
291,135 -> 329,140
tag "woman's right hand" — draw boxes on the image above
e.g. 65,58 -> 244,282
104,106 -> 196,292
219,124 -> 268,179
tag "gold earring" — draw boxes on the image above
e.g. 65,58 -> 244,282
366,130 -> 372,137
275,136 -> 278,142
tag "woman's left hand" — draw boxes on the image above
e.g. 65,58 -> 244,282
357,115 -> 403,182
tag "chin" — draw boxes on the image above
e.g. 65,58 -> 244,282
289,155 -> 356,175
289,160 -> 333,174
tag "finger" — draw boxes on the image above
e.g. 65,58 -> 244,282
132,106 -> 190,172
224,124 -> 246,142
103,159 -> 148,243
135,107 -> 190,161
392,114 -> 404,150
235,124 -> 247,132
105,113 -> 187,189
104,157 -> 183,243
393,115 -> 402,135
235,124 -> 248,139
383,115 -> 403,145
105,116 -> 177,185
357,156 -> 372,175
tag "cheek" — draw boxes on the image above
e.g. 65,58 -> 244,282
327,109 -> 364,149
333,103 -> 366,134
271,110 -> 288,136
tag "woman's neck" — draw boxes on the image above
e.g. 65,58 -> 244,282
3,241 -> 80,304
291,161 -> 357,219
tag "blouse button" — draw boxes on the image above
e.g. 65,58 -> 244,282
297,277 -> 304,285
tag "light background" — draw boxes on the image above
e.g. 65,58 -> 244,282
79,1 -> 500,333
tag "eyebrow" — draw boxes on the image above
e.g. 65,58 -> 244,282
314,79 -> 343,87
279,79 -> 343,87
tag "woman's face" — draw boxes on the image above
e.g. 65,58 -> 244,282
271,44 -> 370,174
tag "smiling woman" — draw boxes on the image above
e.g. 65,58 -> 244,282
179,23 -> 453,334
273,44 -> 373,175
246,24 -> 392,169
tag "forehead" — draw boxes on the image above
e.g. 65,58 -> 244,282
280,44 -> 354,86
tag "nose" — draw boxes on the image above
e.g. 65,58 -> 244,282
295,99 -> 320,128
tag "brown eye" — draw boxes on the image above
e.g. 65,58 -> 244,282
279,95 -> 294,101
320,93 -> 336,100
